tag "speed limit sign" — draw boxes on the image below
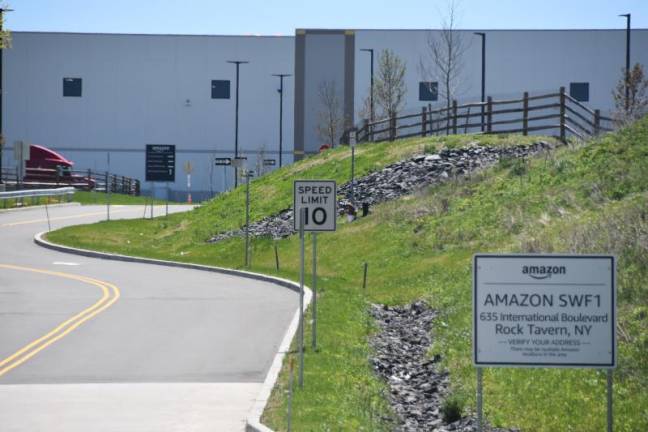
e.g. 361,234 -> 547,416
293,180 -> 337,231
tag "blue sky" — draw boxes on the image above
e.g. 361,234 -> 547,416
5,0 -> 648,35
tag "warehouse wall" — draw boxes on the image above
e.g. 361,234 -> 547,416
353,29 -> 648,122
2,32 -> 295,200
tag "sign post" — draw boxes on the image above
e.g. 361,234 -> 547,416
146,145 -> 176,217
473,254 -> 616,431
293,180 -> 337,372
242,169 -> 254,267
214,157 -> 232,193
298,207 -> 305,388
311,231 -> 317,350
349,130 -> 356,205
107,152 -> 111,221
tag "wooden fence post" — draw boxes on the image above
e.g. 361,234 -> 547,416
594,109 -> 601,136
422,107 -> 428,137
452,100 -> 458,135
428,103 -> 433,135
559,86 -> 566,142
486,96 -> 493,133
389,113 -> 396,141
523,92 -> 529,136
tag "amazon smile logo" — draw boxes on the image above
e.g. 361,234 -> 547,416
522,265 -> 566,280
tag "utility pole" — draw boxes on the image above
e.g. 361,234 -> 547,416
0,7 -> 13,184
619,13 -> 631,112
227,60 -> 249,187
473,32 -> 486,132
272,73 -> 291,168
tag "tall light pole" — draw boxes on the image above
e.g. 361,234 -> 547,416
227,60 -> 249,187
619,13 -> 631,112
0,7 -> 13,184
272,73 -> 291,168
360,49 -> 375,124
473,32 -> 486,132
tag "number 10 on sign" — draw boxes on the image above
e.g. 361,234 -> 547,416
293,180 -> 337,232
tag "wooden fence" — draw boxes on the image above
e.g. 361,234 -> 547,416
355,87 -> 614,144
0,167 -> 140,195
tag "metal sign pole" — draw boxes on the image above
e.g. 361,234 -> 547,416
351,145 -> 355,205
311,232 -> 317,350
299,207 -> 305,388
477,367 -> 484,432
106,171 -> 111,221
607,369 -> 613,432
166,182 -> 169,217
245,172 -> 251,267
350,130 -> 356,205
107,152 -> 111,221
150,183 -> 154,219
44,201 -> 51,232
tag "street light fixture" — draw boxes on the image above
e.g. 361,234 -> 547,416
227,60 -> 249,187
473,32 -> 486,132
272,73 -> 291,168
0,7 -> 14,185
360,49 -> 375,125
619,13 -> 631,112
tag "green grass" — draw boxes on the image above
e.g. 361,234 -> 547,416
0,194 -> 72,210
0,190 -> 169,210
72,191 -> 171,205
45,124 -> 648,432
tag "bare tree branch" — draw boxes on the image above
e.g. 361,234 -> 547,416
316,80 -> 344,147
419,0 -> 468,111
374,49 -> 407,119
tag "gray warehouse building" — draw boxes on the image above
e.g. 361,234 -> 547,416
2,28 -> 646,200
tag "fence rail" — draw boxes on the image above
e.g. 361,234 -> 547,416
0,186 -> 75,200
0,167 -> 140,196
0,186 -> 76,209
355,87 -> 614,144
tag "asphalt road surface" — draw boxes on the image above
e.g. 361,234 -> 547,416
0,203 -> 297,431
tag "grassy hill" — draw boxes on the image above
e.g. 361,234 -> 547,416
47,121 -> 648,431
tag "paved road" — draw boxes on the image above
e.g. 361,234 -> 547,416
0,203 -> 297,431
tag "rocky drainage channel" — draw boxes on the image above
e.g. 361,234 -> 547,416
208,141 -> 554,243
370,301 -> 517,432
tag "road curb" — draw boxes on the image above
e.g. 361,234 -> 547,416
0,202 -> 81,213
33,231 -> 311,432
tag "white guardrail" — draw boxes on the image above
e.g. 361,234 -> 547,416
0,187 -> 76,201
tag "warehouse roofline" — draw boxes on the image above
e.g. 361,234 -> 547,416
10,30 -> 294,39
298,27 -> 648,32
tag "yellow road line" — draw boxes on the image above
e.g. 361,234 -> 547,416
0,209 -> 132,227
0,264 -> 120,377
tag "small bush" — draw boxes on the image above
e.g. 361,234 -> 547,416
423,143 -> 437,154
497,155 -> 515,170
441,393 -> 465,423
510,159 -> 528,177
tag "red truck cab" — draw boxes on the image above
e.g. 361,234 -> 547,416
24,145 -> 94,189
